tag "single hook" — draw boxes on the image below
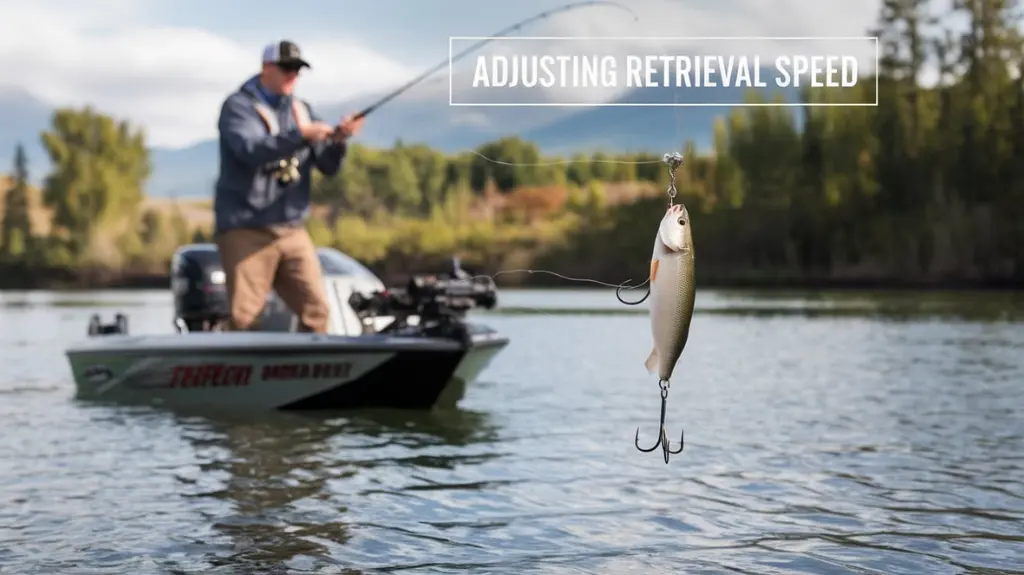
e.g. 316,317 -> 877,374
634,379 -> 684,463
616,281 -> 650,305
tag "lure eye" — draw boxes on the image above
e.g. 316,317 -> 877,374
677,217 -> 685,226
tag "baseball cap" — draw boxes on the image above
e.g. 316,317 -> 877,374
261,40 -> 311,69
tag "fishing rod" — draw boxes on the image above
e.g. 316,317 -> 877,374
349,0 -> 639,121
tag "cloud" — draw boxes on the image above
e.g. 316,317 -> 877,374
1,0 -> 883,147
0,0 -> 415,148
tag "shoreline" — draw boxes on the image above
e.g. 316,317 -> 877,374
1,269 -> 1021,293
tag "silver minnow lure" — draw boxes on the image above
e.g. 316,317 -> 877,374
645,202 -> 696,380
635,201 -> 695,463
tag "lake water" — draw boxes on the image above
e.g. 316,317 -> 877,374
0,288 -> 1022,574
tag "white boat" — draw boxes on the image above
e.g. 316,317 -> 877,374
65,244 -> 509,411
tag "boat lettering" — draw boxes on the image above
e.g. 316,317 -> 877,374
169,364 -> 253,388
261,362 -> 352,381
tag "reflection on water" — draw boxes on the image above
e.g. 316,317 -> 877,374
159,409 -> 499,573
0,288 -> 1022,574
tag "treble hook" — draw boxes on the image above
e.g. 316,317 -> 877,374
635,379 -> 684,463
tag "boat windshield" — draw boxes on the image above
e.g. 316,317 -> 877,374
317,248 -> 379,280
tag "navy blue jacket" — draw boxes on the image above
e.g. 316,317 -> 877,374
213,75 -> 346,234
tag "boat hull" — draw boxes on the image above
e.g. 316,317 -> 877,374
66,328 -> 508,411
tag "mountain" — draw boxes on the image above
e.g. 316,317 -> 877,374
521,73 -> 802,154
0,88 -> 53,185
0,69 -> 801,198
142,88 -> 576,198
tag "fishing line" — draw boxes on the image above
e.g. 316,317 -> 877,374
463,270 -> 650,312
487,269 -> 642,289
349,1 -> 640,121
461,270 -> 650,318
468,151 -> 667,167
465,270 -> 649,294
460,152 -> 685,306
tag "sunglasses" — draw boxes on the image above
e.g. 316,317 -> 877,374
277,63 -> 303,74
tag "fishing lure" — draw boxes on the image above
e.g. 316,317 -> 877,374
619,153 -> 694,463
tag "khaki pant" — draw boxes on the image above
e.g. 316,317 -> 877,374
215,226 -> 329,333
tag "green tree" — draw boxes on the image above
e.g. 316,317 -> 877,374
469,137 -> 544,192
566,153 -> 592,186
589,151 -> 617,181
138,208 -> 166,246
405,144 -> 448,213
306,216 -> 334,247
378,142 -> 422,213
40,106 -> 150,257
1,143 -> 33,258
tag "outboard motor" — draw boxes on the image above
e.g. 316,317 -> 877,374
170,243 -> 230,332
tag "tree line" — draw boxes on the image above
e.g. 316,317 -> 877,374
308,137 -> 670,220
2,0 -> 1023,288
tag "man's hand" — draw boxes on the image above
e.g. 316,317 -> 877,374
333,115 -> 365,142
300,122 -> 336,142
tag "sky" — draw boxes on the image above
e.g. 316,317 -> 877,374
0,0 -> 883,149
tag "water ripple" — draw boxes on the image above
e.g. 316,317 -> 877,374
0,290 -> 1023,574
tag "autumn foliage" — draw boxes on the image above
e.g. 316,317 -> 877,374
501,185 -> 570,221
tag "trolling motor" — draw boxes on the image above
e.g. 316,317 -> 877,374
87,313 -> 128,336
348,257 -> 497,342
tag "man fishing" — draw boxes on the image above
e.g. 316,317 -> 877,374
213,39 -> 364,333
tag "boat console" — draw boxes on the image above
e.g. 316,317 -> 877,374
77,244 -> 497,343
348,269 -> 498,344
